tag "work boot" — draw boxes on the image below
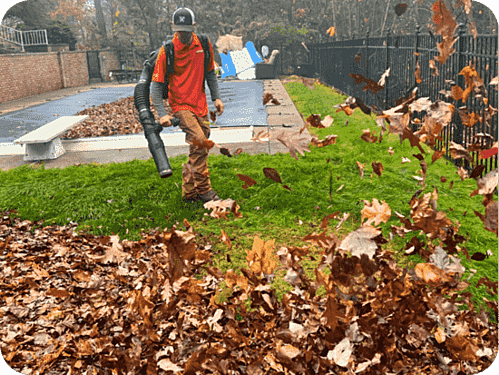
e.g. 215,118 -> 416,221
182,194 -> 200,204
198,190 -> 221,203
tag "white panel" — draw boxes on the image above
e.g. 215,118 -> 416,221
230,49 -> 254,75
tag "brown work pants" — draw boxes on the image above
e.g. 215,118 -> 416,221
174,110 -> 212,198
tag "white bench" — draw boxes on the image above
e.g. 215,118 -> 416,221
13,115 -> 89,161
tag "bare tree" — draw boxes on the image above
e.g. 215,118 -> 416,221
94,0 -> 108,46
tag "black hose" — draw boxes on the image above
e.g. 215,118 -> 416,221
134,62 -> 180,126
134,64 -> 154,122
133,58 -> 179,178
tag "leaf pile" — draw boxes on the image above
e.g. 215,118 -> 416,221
0,193 -> 497,374
62,97 -> 173,140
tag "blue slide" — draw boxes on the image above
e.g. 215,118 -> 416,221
219,41 -> 264,78
245,41 -> 264,65
220,52 -> 237,78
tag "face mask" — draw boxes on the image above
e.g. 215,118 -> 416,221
178,32 -> 193,45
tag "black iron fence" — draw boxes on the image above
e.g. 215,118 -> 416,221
118,38 -> 314,78
309,25 -> 498,176
254,39 -> 314,77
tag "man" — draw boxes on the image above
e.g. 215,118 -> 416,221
150,7 -> 224,204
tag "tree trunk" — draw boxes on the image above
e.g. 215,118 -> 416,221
331,0 -> 336,41
94,0 -> 108,45
354,0 -> 362,37
348,0 -> 352,39
380,0 -> 391,36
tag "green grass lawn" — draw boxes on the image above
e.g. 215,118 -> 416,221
0,75 -> 497,324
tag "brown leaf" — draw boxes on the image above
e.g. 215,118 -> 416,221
307,114 -> 323,128
204,198 -> 243,220
432,150 -> 445,163
372,161 -> 384,176
415,60 -> 422,84
449,141 -> 474,164
357,161 -> 365,179
470,252 -> 486,261
323,294 -> 341,331
237,174 -> 257,189
302,77 -> 317,90
46,288 -> 71,298
395,3 -> 408,16
476,168 -> 498,195
432,0 -> 459,65
338,226 -> 381,260
276,130 -> 312,160
263,92 -> 273,105
361,198 -> 391,226
349,73 -> 384,94
458,107 -> 480,128
409,97 -> 433,113
429,59 -> 439,76
220,147 -> 232,157
361,129 -> 377,143
251,130 -> 270,143
451,85 -> 463,101
90,235 -> 129,264
263,167 -> 282,184
191,138 -> 215,149
310,134 -> 338,148
415,263 -> 453,285
220,229 -> 232,250
320,211 -> 341,229
246,236 -> 277,275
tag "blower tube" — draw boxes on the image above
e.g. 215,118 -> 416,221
134,60 -> 179,178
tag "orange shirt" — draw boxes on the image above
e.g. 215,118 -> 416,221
152,33 -> 215,117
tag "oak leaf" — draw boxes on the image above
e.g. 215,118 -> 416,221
276,130 -> 312,160
361,198 -> 391,226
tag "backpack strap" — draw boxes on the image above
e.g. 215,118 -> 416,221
163,40 -> 175,77
198,34 -> 211,77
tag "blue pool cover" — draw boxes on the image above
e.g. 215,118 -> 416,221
0,80 -> 268,143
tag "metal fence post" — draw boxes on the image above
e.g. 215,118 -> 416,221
414,24 -> 420,90
365,28 -> 370,79
364,28 -> 370,105
319,39 -> 323,79
409,24 -> 422,131
384,28 -> 391,109
332,38 -> 335,85
453,24 -> 467,147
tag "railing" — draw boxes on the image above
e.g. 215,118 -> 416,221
309,25 -> 498,177
0,24 -> 48,52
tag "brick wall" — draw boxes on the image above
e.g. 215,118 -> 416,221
0,48 -> 121,104
59,51 -> 89,88
98,49 -> 120,82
